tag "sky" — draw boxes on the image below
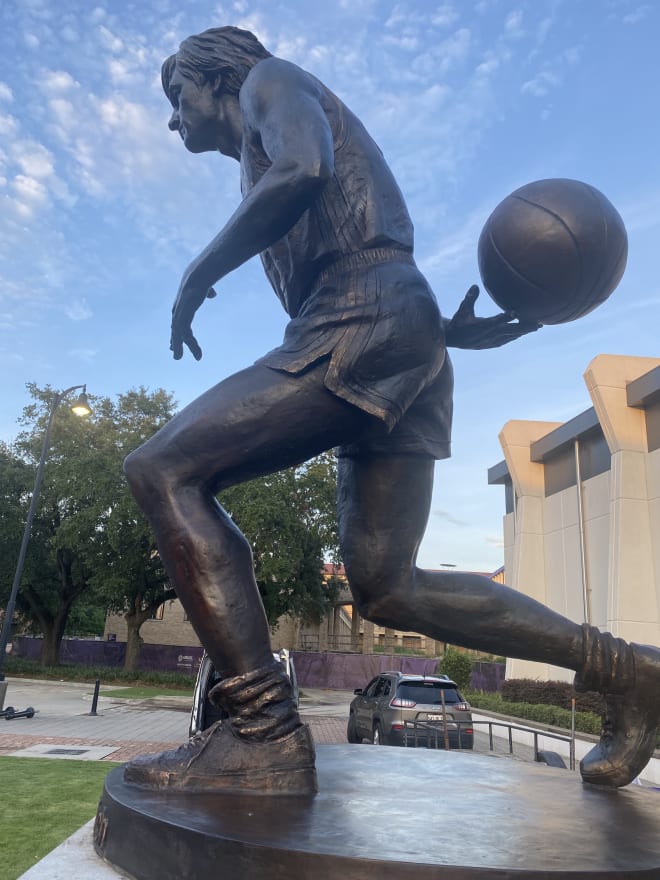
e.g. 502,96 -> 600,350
1,0 -> 658,573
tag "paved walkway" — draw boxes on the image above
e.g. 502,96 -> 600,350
0,677 -> 544,766
0,679 -> 351,762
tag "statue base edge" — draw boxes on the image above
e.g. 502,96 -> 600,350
94,744 -> 660,879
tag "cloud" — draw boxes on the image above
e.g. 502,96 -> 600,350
0,82 -> 13,102
521,69 -> 560,97
432,5 -> 459,28
68,347 -> 98,363
12,141 -> 55,178
622,5 -> 651,24
65,299 -> 93,321
505,9 -> 525,38
42,70 -> 78,93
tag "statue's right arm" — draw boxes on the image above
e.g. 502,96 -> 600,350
170,59 -> 335,359
185,59 -> 334,294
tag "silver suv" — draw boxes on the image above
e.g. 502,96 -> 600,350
347,672 -> 473,749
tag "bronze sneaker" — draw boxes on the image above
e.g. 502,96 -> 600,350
123,720 -> 317,795
580,645 -> 660,787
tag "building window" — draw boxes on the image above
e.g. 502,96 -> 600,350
150,604 -> 165,621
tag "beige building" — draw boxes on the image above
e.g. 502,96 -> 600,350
103,563 -> 442,656
489,354 -> 660,682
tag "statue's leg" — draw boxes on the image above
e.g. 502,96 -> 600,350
123,361 -> 374,793
338,453 -> 660,787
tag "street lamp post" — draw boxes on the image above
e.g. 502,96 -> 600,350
0,385 -> 92,684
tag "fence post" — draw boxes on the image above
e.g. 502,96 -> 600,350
570,697 -> 576,770
89,679 -> 101,716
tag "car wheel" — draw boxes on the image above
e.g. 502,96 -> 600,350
373,721 -> 385,745
347,713 -> 361,744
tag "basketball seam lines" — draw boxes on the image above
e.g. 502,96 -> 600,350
487,229 -> 546,294
512,194 -> 583,319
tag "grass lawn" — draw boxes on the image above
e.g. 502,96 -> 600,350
0,757 -> 119,880
100,685 -> 193,700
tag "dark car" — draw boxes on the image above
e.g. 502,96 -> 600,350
189,649 -> 298,737
347,671 -> 473,749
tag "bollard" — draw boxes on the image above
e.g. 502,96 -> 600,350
89,679 -> 101,716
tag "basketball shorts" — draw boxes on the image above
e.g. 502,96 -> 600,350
257,252 -> 453,460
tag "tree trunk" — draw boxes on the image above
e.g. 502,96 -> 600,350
40,621 -> 64,666
124,618 -> 144,672
121,588 -> 176,672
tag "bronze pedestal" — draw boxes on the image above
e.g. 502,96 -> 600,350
96,745 -> 660,879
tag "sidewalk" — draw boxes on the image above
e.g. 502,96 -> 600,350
0,678 -> 553,767
0,679 -> 350,762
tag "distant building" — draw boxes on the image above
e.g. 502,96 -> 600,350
489,354 -> 660,682
103,562 -> 500,658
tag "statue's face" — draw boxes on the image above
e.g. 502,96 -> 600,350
167,64 -> 234,155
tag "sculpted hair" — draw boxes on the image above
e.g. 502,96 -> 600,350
161,26 -> 272,101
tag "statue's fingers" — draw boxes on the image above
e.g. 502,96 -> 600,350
184,331 -> 203,361
170,332 -> 184,360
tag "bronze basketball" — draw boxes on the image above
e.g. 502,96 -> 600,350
477,178 -> 628,324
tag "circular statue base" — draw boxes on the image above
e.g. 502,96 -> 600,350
95,745 -> 660,879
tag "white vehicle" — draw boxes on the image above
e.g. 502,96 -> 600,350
189,649 -> 298,737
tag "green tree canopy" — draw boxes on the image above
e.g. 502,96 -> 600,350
2,386 -> 342,667
4,384 -> 177,666
219,450 -> 340,627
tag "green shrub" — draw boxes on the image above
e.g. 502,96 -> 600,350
2,656 -> 194,689
465,689 -> 603,737
501,678 -> 604,715
439,647 -> 472,691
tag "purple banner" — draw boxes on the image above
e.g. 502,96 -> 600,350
470,661 -> 506,692
13,639 -> 504,691
291,651 -> 439,690
13,637 -> 204,676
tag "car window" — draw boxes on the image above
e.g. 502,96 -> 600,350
383,679 -> 392,696
374,677 -> 387,697
364,678 -> 380,697
396,682 -> 460,704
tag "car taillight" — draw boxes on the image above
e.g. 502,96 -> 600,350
455,702 -> 470,711
390,697 -> 416,708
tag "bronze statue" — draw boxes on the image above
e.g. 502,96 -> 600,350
123,26 -> 660,794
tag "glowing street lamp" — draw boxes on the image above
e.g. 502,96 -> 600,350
0,385 -> 93,682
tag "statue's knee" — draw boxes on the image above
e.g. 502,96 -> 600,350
123,445 -> 161,501
352,578 -> 405,627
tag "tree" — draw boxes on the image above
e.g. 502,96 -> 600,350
2,386 -> 341,669
219,451 -> 340,627
440,647 -> 473,691
5,385 -> 176,667
0,443 -> 34,637
70,389 -> 178,671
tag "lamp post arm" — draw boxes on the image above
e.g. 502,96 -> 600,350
0,385 -> 86,679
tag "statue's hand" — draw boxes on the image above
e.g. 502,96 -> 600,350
444,285 -> 541,350
170,268 -> 217,361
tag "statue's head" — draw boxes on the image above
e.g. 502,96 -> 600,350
161,26 -> 272,104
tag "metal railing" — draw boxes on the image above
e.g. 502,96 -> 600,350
403,718 -> 575,770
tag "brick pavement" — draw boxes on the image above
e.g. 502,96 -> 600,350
0,715 -> 347,762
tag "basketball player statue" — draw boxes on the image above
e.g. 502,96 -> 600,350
123,26 -> 660,795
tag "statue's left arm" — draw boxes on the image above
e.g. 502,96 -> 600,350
444,285 -> 541,350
